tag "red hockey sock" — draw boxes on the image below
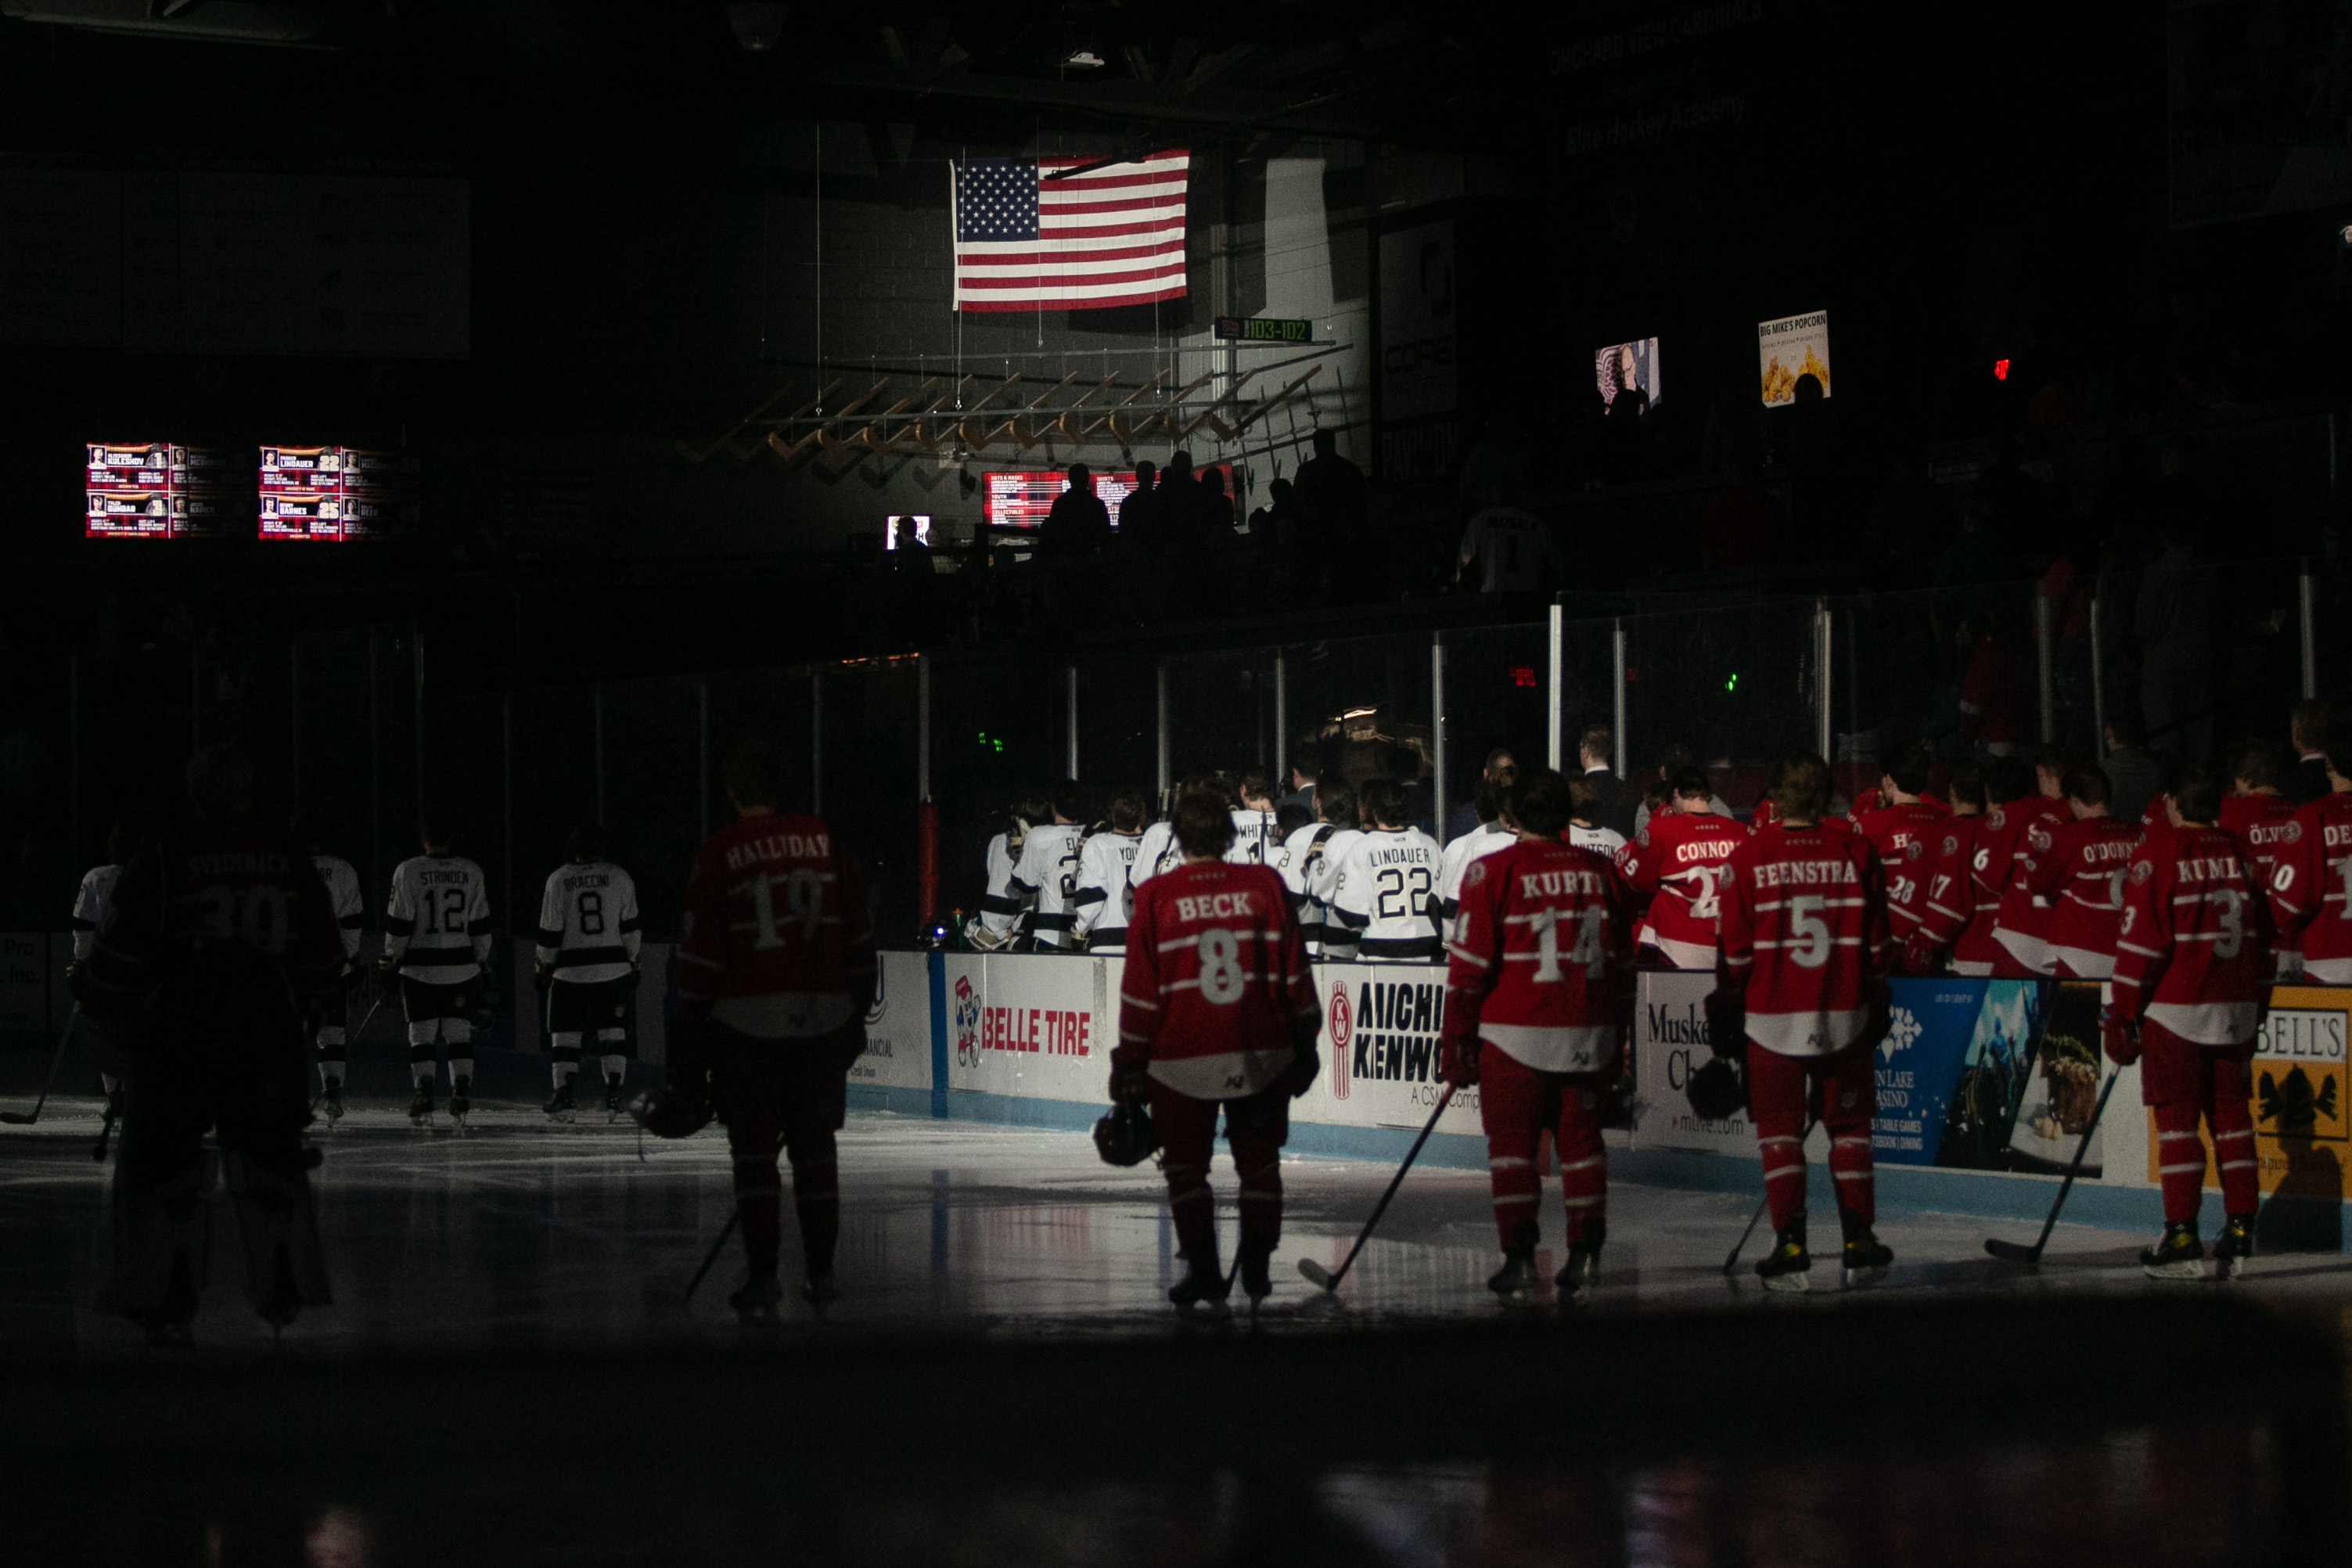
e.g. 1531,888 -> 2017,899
2152,1101 -> 2210,1225
789,1156 -> 840,1276
1555,1090 -> 1606,1246
1828,1132 -> 1875,1225
733,1159 -> 784,1276
1479,1052 -> 1545,1250
2208,1052 -> 2260,1217
1759,1133 -> 1807,1231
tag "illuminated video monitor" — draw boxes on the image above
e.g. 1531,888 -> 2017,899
1595,338 -> 1661,409
983,466 -> 1232,531
258,446 -> 417,541
85,443 -> 252,540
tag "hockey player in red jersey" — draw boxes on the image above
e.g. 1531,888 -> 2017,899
2106,766 -> 2275,1280
2267,746 -> 2352,983
1981,750 -> 2077,976
1710,750 -> 1895,1292
2030,764 -> 2145,979
646,745 -> 876,1322
1441,768 -> 1634,1304
1906,760 -> 1998,974
1615,766 -> 1746,968
76,746 -> 347,1342
1854,739 -> 1949,947
2220,743 -> 2302,900
1113,787 -> 1321,1311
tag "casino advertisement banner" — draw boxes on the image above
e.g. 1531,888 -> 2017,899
2151,985 -> 2350,1203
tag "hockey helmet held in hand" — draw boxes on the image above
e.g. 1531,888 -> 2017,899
630,1084 -> 713,1141
1685,1056 -> 1748,1123
1092,1100 -> 1160,1167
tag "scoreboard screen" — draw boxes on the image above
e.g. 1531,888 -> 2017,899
85,444 -> 253,541
982,466 -> 1232,533
258,446 -> 417,541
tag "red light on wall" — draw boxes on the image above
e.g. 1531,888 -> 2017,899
1993,358 -> 2010,381
1509,665 -> 1537,689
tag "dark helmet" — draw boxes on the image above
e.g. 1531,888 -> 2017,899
1685,1057 -> 1748,1123
1091,1101 -> 1160,1167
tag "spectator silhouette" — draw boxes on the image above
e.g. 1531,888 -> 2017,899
1293,429 -> 1371,602
1118,459 -> 1161,552
1040,464 -> 1111,560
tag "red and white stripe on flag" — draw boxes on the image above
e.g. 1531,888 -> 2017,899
951,149 -> 1190,313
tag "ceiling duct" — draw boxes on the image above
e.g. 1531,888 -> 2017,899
0,1 -> 332,46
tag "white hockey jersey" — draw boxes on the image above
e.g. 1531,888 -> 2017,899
1225,807 -> 1282,867
70,863 -> 122,962
384,855 -> 491,984
1009,822 -> 1088,951
1276,822 -> 1361,957
312,854 -> 365,962
976,830 -> 1025,947
1571,824 -> 1627,858
1435,824 -> 1514,924
1070,829 -> 1144,951
1329,826 -> 1443,962
534,860 -> 643,984
1127,820 -> 1189,896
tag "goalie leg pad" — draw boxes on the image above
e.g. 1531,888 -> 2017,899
221,1149 -> 333,1321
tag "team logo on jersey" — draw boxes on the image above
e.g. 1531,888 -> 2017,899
1466,860 -> 1488,886
1327,983 -> 1353,1100
2283,820 -> 2304,843
1940,834 -> 1958,858
1989,807 -> 2008,829
2027,824 -> 2052,852
2129,860 -> 2154,885
1905,840 -> 1924,861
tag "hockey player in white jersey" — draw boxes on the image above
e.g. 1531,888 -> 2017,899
293,816 -> 366,1123
69,820 -> 138,1116
1131,773 -> 1221,901
974,789 -> 1049,950
1435,771 -> 1516,925
1225,768 -> 1282,865
1328,778 -> 1443,962
534,820 -> 642,1121
1069,786 -> 1147,952
379,820 -> 492,1125
1278,780 -> 1361,958
1006,780 -> 1090,952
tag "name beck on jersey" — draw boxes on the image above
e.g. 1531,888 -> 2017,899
1173,890 -> 1260,923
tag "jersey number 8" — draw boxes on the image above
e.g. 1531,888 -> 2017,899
1199,928 -> 1246,1005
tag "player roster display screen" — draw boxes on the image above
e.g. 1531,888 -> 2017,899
85,443 -> 255,541
984,467 -> 1232,532
258,446 -> 418,541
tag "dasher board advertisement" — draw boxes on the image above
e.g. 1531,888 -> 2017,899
854,951 -> 933,1093
2149,985 -> 2351,1204
1757,310 -> 1831,405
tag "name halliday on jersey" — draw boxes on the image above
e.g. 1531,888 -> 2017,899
535,861 -> 643,984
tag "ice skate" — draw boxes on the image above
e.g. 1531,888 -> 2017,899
2141,1221 -> 2207,1281
408,1083 -> 435,1127
1555,1240 -> 1602,1300
730,1272 -> 784,1326
1238,1242 -> 1274,1311
448,1075 -> 472,1127
319,1081 -> 343,1125
802,1271 -> 839,1316
2214,1215 -> 2257,1280
545,1079 -> 576,1124
1757,1216 -> 1812,1293
1167,1255 -> 1230,1315
1840,1213 -> 1893,1289
1487,1249 -> 1541,1307
605,1073 -> 626,1121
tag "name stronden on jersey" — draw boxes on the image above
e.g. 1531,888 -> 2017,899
386,855 -> 490,982
537,861 -> 642,984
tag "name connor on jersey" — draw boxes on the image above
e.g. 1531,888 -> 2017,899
724,832 -> 832,871
1174,891 -> 1257,922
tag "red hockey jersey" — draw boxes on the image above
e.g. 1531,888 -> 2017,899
2113,824 -> 2274,1045
80,815 -> 346,1032
1443,839 -> 1632,1075
1915,814 -> 2003,973
678,810 -> 876,1040
2221,792 -> 2300,891
2267,793 -> 2352,982
1856,800 -> 1948,941
1614,809 -> 1746,968
1717,822 -> 1892,1059
2024,815 -> 2145,979
1982,797 -> 2073,973
1115,861 -> 1318,1099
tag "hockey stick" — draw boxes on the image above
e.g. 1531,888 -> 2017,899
684,1212 -> 740,1303
1723,1114 -> 1818,1275
1985,1070 -> 2120,1266
0,1009 -> 78,1126
1299,1084 -> 1455,1294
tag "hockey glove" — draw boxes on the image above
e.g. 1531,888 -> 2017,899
372,952 -> 399,985
631,1081 -> 712,1140
2101,1010 -> 2142,1067
1109,1059 -> 1150,1106
1285,1046 -> 1322,1100
1440,1034 -> 1481,1088
1702,986 -> 1747,1062
1900,930 -> 1942,976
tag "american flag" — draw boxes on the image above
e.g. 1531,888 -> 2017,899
951,149 -> 1189,312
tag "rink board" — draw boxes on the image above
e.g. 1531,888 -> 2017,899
848,951 -> 2352,1243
